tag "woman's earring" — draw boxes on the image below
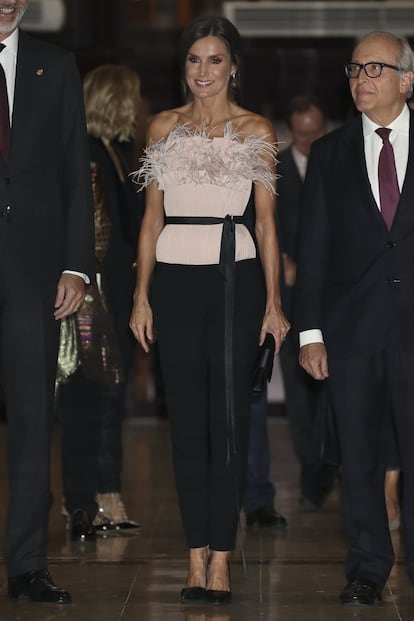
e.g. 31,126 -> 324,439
230,72 -> 238,88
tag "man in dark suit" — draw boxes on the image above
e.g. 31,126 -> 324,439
0,1 -> 94,603
277,94 -> 339,511
295,31 -> 414,606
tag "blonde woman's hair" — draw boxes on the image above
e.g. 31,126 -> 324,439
83,64 -> 142,142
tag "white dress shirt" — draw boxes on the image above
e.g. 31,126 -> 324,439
0,28 -> 18,122
291,144 -> 308,181
0,29 -> 89,284
299,105 -> 410,348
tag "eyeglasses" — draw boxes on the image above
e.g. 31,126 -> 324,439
344,62 -> 402,79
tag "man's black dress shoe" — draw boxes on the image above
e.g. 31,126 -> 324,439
70,508 -> 96,541
340,578 -> 382,606
180,586 -> 207,602
246,506 -> 288,528
8,569 -> 72,603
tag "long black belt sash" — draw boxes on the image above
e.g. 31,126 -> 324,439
165,215 -> 244,464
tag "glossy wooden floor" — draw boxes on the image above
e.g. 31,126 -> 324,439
0,415 -> 412,620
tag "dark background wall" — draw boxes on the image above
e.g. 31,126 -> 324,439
31,1 -> 412,124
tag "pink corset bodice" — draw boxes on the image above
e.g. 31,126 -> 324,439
134,123 -> 277,265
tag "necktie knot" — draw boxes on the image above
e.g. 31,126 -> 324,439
376,127 -> 391,143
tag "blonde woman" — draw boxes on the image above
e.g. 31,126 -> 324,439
58,65 -> 144,539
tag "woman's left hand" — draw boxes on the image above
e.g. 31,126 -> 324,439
259,306 -> 290,355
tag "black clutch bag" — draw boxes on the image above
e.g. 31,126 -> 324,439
252,333 -> 275,394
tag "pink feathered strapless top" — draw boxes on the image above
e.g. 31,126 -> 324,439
134,122 -> 277,265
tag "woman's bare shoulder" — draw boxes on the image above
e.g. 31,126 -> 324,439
146,106 -> 192,143
233,109 -> 276,142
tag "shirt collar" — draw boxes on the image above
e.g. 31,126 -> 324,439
2,28 -> 19,54
362,104 -> 410,138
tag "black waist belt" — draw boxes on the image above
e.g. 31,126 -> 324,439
165,215 -> 244,281
165,215 -> 245,464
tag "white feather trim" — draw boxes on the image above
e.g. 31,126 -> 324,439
131,122 -> 278,194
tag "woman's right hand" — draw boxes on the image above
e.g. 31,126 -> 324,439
129,296 -> 154,353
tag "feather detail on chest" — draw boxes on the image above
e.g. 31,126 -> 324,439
133,122 -> 278,193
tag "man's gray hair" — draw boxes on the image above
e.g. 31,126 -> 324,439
357,31 -> 414,99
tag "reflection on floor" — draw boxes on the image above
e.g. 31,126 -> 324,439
0,416 -> 411,620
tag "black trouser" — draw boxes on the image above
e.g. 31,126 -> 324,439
58,369 -> 126,517
152,260 -> 265,550
0,275 -> 59,576
280,330 -> 338,504
243,388 -> 275,514
280,286 -> 338,504
58,369 -> 101,519
98,383 -> 124,493
328,343 -> 414,586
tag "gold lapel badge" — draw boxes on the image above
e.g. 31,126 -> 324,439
36,68 -> 44,76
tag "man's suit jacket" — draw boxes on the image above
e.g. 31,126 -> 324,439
294,108 -> 414,355
0,30 -> 95,296
277,145 -> 303,262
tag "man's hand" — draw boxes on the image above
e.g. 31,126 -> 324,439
299,342 -> 329,380
54,273 -> 85,320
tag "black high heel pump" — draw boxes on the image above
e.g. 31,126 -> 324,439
181,547 -> 209,603
206,562 -> 232,604
181,586 -> 208,602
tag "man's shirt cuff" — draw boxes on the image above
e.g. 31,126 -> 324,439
63,270 -> 90,284
299,329 -> 324,347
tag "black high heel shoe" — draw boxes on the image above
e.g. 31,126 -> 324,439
181,547 -> 209,603
180,586 -> 207,602
206,562 -> 232,604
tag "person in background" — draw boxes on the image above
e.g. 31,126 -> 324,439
243,208 -> 288,530
130,15 -> 289,604
0,0 -> 95,604
277,94 -> 338,511
57,64 -> 143,540
243,388 -> 288,529
294,31 -> 414,606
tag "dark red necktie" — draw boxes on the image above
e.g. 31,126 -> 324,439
0,43 -> 10,161
376,127 -> 399,230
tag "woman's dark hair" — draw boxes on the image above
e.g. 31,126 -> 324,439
179,16 -> 244,103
